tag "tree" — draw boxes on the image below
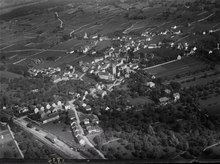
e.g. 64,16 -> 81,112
125,143 -> 133,150
93,135 -> 104,148
0,65 -> 5,71
61,34 -> 70,41
170,81 -> 181,91
1,55 -> 6,60
4,151 -> 12,158
142,135 -> 153,152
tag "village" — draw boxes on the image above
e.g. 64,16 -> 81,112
9,26 -> 189,149
2,17 -> 220,159
1,0 -> 220,161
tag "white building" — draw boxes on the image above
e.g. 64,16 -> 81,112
46,104 -> 51,110
173,93 -> 180,102
84,32 -> 88,39
159,97 -> 170,105
146,82 -> 155,88
84,119 -> 90,125
177,55 -> 182,60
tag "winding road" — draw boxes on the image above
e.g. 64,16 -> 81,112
68,100 -> 106,159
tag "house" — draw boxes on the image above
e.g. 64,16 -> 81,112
68,110 -> 76,120
86,126 -> 101,134
34,108 -> 39,114
177,55 -> 182,60
22,107 -> 29,113
52,108 -> 58,113
97,90 -> 107,98
125,73 -> 130,78
148,44 -> 158,49
84,119 -> 90,125
165,89 -> 171,94
89,88 -> 96,95
84,32 -> 88,39
98,72 -> 113,81
91,117 -> 99,124
41,112 -> 60,124
44,108 -> 51,114
40,112 -> 46,119
171,25 -> 177,29
76,135 -> 85,145
159,97 -> 170,106
173,93 -> 180,102
174,30 -> 181,35
95,83 -> 102,90
46,104 -> 51,110
31,89 -> 39,93
146,82 -> 155,88
52,103 -> 57,108
85,91 -> 88,95
92,35 -> 98,39
82,103 -> 87,107
65,105 -> 71,110
101,63 -> 110,70
94,57 -> 103,63
85,105 -> 92,111
40,106 -> 45,111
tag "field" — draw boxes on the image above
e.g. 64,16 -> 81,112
127,96 -> 154,106
0,0 -> 219,72
180,74 -> 220,88
199,95 -> 220,116
140,47 -> 184,59
101,137 -> 135,159
199,145 -> 220,160
0,70 -> 23,79
0,124 -> 21,158
145,57 -> 208,78
41,122 -> 78,148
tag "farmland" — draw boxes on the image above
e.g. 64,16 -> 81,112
41,122 -> 78,147
145,57 -> 208,78
0,0 -> 219,71
0,124 -> 22,159
199,96 -> 220,116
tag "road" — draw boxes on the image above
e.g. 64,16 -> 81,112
68,100 -> 106,159
79,73 -> 86,81
197,11 -> 208,16
10,49 -> 68,65
0,44 -> 15,51
212,22 -> 220,29
172,151 -> 186,159
102,138 -> 120,146
143,59 -> 177,70
198,13 -> 215,22
203,142 -> 220,152
210,28 -> 220,33
69,13 -> 116,36
13,118 -> 85,159
12,50 -> 45,64
123,22 -> 139,34
55,12 -> 64,29
175,34 -> 190,44
13,58 -> 27,65
191,13 -> 215,25
7,125 -> 24,159
2,49 -> 67,53
77,24 -> 103,33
